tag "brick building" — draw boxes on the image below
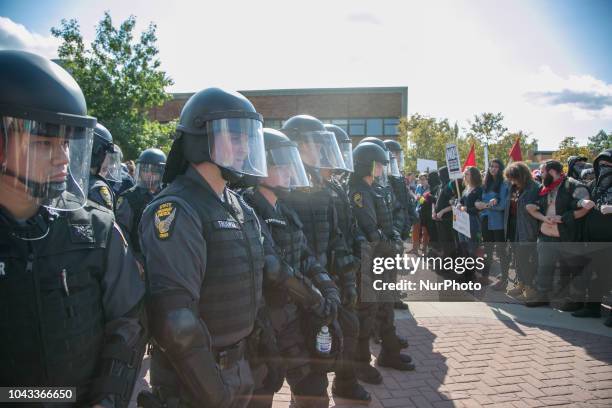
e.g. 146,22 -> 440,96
148,86 -> 408,142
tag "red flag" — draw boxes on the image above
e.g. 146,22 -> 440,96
462,144 -> 476,171
509,138 -> 523,162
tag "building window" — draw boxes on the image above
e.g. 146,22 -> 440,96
349,119 -> 365,136
384,118 -> 399,136
264,119 -> 282,129
366,119 -> 383,136
331,119 -> 348,133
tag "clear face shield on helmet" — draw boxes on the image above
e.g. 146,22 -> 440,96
100,146 -> 122,182
339,141 -> 354,172
0,116 -> 94,211
135,162 -> 165,192
388,152 -> 402,178
298,131 -> 346,170
262,144 -> 310,191
373,161 -> 389,187
208,118 -> 267,177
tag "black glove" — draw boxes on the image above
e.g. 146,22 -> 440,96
342,284 -> 358,308
313,290 -> 340,324
262,360 -> 285,394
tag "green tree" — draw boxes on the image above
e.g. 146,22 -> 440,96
51,12 -> 174,159
398,114 -> 471,173
488,130 -> 538,164
467,112 -> 508,146
587,129 -> 612,154
553,136 -> 592,166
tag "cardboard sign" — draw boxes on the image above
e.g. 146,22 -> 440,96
445,143 -> 462,180
416,159 -> 438,173
452,206 -> 471,238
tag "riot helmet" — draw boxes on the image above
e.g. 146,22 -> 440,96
359,137 -> 390,185
384,139 -> 404,177
0,50 -> 96,211
91,123 -> 120,182
135,148 -> 166,192
281,115 -> 345,170
261,128 -> 309,191
352,142 -> 389,180
169,87 -> 267,182
324,123 -> 353,172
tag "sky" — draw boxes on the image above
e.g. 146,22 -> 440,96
1,0 -> 611,150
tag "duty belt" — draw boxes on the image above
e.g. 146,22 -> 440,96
214,339 -> 245,370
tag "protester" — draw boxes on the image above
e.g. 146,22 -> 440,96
476,159 -> 511,290
523,160 -> 591,307
571,149 -> 612,321
433,167 -> 457,260
457,166 -> 483,277
503,162 -> 541,298
411,173 -> 430,254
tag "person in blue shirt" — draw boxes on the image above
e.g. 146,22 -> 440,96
476,159 -> 511,290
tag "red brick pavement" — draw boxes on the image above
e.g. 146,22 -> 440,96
133,317 -> 612,407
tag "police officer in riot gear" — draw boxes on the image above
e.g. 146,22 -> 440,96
116,148 -> 166,255
0,50 -> 146,407
89,123 -> 121,211
244,128 -> 342,408
384,139 -> 416,240
281,115 -> 369,403
349,142 -> 415,374
139,87 -> 268,408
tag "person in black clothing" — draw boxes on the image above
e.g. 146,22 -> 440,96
457,166 -> 483,278
502,162 -> 541,298
116,148 -> 166,257
524,160 -> 592,307
349,142 -> 414,375
571,149 -> 612,321
432,167 -> 457,260
244,128 -> 345,408
422,171 -> 440,256
0,50 -> 146,408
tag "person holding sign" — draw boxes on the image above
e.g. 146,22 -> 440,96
457,166 -> 483,277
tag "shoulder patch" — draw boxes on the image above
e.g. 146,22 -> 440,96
99,186 -> 113,209
154,202 -> 178,240
352,192 -> 364,208
116,196 -> 125,209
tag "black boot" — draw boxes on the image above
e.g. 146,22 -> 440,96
332,378 -> 371,404
354,363 -> 383,384
572,303 -> 602,318
355,338 -> 383,384
394,301 -> 408,310
377,348 -> 415,371
397,334 -> 409,349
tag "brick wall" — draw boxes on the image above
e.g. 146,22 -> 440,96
148,90 -> 404,123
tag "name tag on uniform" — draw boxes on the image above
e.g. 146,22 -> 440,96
216,220 -> 240,230
265,218 -> 286,226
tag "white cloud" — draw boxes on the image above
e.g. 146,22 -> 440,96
524,66 -> 612,120
0,17 -> 60,58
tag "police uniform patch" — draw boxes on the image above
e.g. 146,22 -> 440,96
154,202 -> 178,240
99,186 -> 113,209
352,192 -> 363,208
69,223 -> 95,243
117,196 -> 124,209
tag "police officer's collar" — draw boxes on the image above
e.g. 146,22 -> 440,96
0,204 -> 58,240
184,165 -> 224,199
